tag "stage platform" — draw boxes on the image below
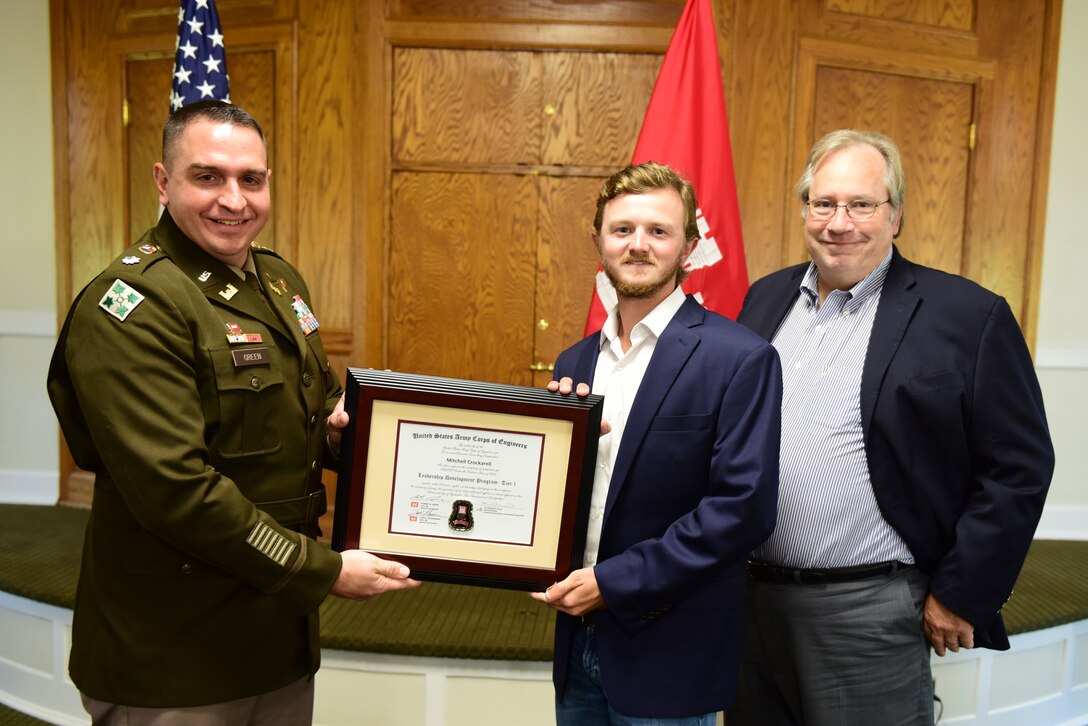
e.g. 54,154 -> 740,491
2,504 -> 1087,725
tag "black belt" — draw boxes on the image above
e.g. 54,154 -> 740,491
747,559 -> 912,584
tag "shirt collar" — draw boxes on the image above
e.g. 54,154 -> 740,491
799,247 -> 893,312
224,254 -> 257,282
600,284 -> 687,350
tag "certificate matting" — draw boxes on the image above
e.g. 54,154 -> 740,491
332,369 -> 603,591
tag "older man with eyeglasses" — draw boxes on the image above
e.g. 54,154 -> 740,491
729,129 -> 1053,725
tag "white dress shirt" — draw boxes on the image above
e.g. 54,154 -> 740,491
582,285 -> 688,568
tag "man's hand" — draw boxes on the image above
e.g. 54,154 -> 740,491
326,393 -> 350,456
331,550 -> 421,601
547,377 -> 611,435
529,567 -> 605,617
925,593 -> 975,656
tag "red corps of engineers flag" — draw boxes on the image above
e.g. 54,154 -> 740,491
584,0 -> 748,334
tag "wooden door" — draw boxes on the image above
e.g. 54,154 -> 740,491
389,46 -> 659,386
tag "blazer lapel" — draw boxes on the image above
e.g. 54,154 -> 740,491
570,335 -> 602,387
860,246 -> 919,437
741,264 -> 806,340
603,297 -> 703,522
251,255 -> 310,350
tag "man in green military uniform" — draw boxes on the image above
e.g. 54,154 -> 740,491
48,101 -> 419,723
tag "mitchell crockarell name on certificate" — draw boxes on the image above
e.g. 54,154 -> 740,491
389,421 -> 545,545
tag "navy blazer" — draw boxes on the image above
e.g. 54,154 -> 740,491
738,247 -> 1053,649
552,295 -> 781,717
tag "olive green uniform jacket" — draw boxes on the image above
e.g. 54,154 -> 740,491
47,211 -> 344,707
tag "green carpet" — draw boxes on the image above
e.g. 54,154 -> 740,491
0,704 -> 53,726
0,504 -> 553,660
1,503 -> 1086,663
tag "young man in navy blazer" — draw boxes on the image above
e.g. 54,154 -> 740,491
730,130 -> 1054,724
531,162 -> 782,723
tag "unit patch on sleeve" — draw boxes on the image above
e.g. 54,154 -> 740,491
98,279 -> 146,322
246,521 -> 297,567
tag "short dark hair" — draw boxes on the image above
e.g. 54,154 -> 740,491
162,101 -> 266,169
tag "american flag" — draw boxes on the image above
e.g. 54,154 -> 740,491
169,0 -> 230,113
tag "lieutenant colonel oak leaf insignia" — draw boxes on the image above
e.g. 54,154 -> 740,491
98,279 -> 146,322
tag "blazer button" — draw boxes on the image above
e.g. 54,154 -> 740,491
303,373 -> 314,387
310,414 -> 318,425
311,460 -> 320,470
250,376 -> 262,390
181,563 -> 192,574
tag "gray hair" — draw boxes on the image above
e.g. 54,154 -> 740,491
796,129 -> 905,236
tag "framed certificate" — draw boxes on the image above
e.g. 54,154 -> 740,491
332,368 -> 603,591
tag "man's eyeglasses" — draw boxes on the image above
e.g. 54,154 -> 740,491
805,199 -> 891,221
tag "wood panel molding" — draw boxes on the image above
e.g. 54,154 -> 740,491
384,19 -> 675,52
824,0 -> 975,32
1022,0 -> 1063,351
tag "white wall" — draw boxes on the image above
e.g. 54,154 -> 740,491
1033,0 -> 1088,540
1,3 -> 1084,533
0,0 -> 58,504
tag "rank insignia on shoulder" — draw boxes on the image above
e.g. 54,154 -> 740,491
98,279 -> 145,322
122,256 -> 140,265
138,245 -> 158,254
291,295 -> 320,336
218,284 -> 239,301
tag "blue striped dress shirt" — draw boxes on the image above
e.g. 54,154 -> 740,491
752,249 -> 914,569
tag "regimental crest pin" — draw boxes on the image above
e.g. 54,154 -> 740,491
448,500 -> 474,532
291,295 -> 320,336
266,274 -> 287,296
138,245 -> 157,254
98,279 -> 145,322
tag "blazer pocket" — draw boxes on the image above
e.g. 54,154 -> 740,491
648,413 -> 713,432
909,370 -> 965,392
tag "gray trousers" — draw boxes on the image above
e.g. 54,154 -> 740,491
729,566 -> 933,726
81,675 -> 315,726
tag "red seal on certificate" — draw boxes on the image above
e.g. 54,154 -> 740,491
448,500 -> 474,532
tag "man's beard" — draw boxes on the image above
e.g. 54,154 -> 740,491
603,253 -> 685,299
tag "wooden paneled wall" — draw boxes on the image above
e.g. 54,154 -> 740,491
51,0 -> 1061,505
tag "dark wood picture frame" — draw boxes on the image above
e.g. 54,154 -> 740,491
332,368 -> 602,591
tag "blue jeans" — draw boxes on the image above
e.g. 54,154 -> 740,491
555,623 -> 717,726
